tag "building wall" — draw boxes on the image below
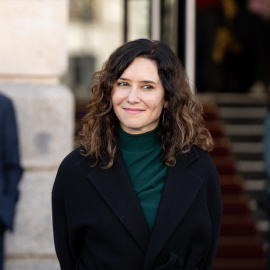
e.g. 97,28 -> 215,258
0,1 -> 74,269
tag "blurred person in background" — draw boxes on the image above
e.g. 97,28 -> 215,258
246,1 -> 270,269
0,93 -> 22,270
241,0 -> 270,94
52,39 -> 223,270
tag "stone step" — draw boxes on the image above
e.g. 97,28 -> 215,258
236,161 -> 265,172
202,93 -> 269,250
244,180 -> 265,192
224,124 -> 264,136
218,107 -> 267,119
256,220 -> 270,233
230,142 -> 264,161
231,142 -> 264,153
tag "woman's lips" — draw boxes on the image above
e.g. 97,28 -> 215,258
124,108 -> 144,114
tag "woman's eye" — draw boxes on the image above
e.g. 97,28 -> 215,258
142,85 -> 154,90
117,82 -> 128,87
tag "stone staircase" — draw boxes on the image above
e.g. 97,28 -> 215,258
201,92 -> 268,269
214,93 -> 268,240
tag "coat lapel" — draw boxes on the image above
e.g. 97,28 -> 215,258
143,147 -> 204,268
86,150 -> 150,251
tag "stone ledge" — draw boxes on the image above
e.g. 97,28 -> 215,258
5,259 -> 59,270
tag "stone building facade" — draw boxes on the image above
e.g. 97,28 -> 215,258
0,1 -> 74,269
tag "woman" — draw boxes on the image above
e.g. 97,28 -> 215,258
52,39 -> 223,270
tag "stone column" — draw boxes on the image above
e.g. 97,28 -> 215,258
0,1 -> 73,269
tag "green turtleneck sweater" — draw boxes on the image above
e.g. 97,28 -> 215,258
118,127 -> 168,231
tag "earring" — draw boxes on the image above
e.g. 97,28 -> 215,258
162,108 -> 166,125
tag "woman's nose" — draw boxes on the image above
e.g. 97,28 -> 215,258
126,87 -> 140,103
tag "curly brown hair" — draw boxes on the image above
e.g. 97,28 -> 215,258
79,39 -> 213,168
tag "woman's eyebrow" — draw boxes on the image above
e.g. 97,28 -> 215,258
141,80 -> 158,85
118,77 -> 157,85
118,77 -> 129,81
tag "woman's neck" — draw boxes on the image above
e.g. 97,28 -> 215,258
118,126 -> 160,152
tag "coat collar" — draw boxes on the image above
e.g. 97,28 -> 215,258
86,150 -> 150,251
86,146 -> 203,260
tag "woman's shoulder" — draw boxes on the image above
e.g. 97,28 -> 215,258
180,145 -> 213,164
192,144 -> 209,155
52,147 -> 94,199
57,146 -> 94,175
194,144 -> 217,166
181,145 -> 218,176
60,146 -> 84,165
56,147 -> 79,172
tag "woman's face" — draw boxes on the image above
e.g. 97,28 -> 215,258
112,57 -> 167,134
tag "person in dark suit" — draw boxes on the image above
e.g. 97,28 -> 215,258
0,93 -> 22,270
52,39 -> 223,270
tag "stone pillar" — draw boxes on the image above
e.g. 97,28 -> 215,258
0,1 -> 73,269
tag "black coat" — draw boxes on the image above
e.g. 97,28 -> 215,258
52,145 -> 222,270
0,93 -> 22,231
